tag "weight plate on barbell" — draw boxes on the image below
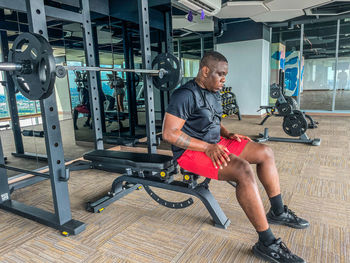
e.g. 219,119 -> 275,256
9,33 -> 56,100
282,110 -> 308,137
56,65 -> 67,78
152,53 -> 181,91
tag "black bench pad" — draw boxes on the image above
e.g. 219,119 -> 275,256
83,150 -> 174,171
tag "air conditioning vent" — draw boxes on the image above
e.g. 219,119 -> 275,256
187,0 -> 215,12
178,0 -> 221,16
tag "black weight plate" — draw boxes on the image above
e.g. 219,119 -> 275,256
276,101 -> 292,116
55,65 -> 66,78
152,53 -> 181,91
270,83 -> 281,99
282,110 -> 308,137
285,96 -> 299,110
9,33 -> 56,100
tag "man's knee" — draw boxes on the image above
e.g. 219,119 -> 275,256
229,158 -> 255,183
260,144 -> 274,160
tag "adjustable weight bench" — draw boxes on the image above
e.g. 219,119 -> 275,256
83,150 -> 231,229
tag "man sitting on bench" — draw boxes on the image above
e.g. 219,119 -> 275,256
162,51 -> 308,263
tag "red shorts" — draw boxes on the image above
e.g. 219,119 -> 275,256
76,105 -> 90,114
177,137 -> 249,180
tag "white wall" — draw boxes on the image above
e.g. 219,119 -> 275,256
216,39 -> 270,115
261,39 -> 270,107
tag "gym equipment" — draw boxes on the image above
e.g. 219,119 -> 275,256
221,86 -> 241,120
259,84 -> 319,129
59,53 -> 180,91
56,53 -> 181,91
151,53 -> 181,91
0,0 -> 87,236
83,150 -> 230,229
0,124 -> 10,163
66,0 -> 229,232
0,35 -> 181,100
8,32 -> 56,101
57,64 -> 162,78
256,83 -> 321,146
22,130 -> 44,138
282,111 -> 308,137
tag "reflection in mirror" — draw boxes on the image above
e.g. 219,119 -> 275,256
100,17 -> 127,141
270,25 -> 302,106
63,22 -> 94,142
334,19 -> 350,111
299,21 -> 337,111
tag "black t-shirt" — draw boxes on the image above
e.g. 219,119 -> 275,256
80,88 -> 90,108
166,79 -> 223,161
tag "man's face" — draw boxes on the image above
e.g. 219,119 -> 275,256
203,61 -> 228,92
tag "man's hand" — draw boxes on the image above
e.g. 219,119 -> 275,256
227,133 -> 252,142
204,144 -> 231,169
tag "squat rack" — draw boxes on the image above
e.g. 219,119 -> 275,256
0,0 -> 165,235
0,0 -> 107,235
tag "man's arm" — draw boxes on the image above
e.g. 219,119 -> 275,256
220,123 -> 252,142
162,113 -> 230,169
162,113 -> 209,152
220,123 -> 231,139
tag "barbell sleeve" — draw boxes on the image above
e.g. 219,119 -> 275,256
0,62 -> 23,71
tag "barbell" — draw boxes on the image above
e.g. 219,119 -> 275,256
0,33 -> 181,100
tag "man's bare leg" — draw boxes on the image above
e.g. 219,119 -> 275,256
239,141 -> 280,198
218,154 -> 269,231
238,141 -> 309,229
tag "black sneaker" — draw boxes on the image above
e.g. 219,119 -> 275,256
253,238 -> 306,263
267,205 -> 309,229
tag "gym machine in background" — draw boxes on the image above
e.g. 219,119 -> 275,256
258,71 -> 318,129
256,83 -> 321,146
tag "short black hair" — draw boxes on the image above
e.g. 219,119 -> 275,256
199,51 -> 228,69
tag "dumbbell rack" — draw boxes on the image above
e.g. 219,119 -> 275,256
221,87 -> 241,120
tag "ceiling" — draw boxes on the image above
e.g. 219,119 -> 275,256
272,19 -> 350,59
170,0 -> 350,60
217,0 -> 350,22
2,0 -> 350,62
0,0 -> 170,63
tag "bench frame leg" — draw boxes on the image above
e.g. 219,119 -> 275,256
87,175 -> 230,229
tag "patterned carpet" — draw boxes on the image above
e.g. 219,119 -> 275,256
0,115 -> 349,263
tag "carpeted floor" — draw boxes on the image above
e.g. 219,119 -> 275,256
0,115 -> 349,262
